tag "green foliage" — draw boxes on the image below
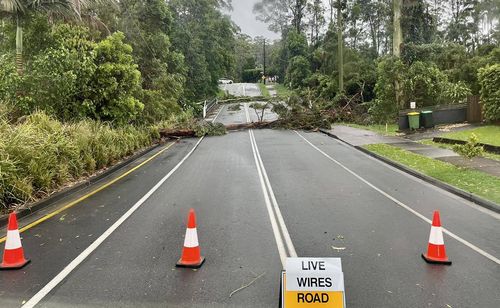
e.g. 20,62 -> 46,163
22,24 -> 96,120
140,89 -> 181,124
242,69 -> 262,83
0,112 -> 158,209
286,56 -> 311,89
258,83 -> 271,98
452,133 -> 484,159
371,57 -> 472,123
443,81 -> 472,104
169,0 -> 236,101
88,32 -> 143,125
370,57 -> 404,123
193,122 -> 226,137
117,0 -> 186,104
401,0 -> 436,44
285,30 -> 308,59
404,61 -> 450,106
272,95 -> 331,130
0,54 -> 20,104
478,64 -> 500,121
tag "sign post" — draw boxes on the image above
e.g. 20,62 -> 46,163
281,258 -> 345,307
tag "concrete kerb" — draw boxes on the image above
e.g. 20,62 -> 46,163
0,143 -> 164,228
319,129 -> 500,214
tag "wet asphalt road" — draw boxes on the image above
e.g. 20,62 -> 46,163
1,84 -> 499,307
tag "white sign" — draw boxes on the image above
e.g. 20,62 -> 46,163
286,258 -> 345,292
410,101 -> 416,109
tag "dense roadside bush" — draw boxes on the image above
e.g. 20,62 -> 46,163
478,64 -> 500,122
370,57 -> 472,123
0,112 -> 159,210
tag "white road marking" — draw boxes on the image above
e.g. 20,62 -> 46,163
250,130 -> 298,258
23,102 -> 225,307
22,136 -> 206,308
245,104 -> 297,267
295,131 -> 500,265
211,104 -> 225,123
248,129 -> 288,267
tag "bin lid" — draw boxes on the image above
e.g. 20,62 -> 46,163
407,112 -> 420,116
421,110 -> 433,114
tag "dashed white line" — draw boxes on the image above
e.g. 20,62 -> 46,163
295,130 -> 500,265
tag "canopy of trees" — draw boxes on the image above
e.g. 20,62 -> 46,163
253,0 -> 500,122
0,0 -> 237,125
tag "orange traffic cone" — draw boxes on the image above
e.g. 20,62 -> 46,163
0,213 -> 30,270
176,209 -> 205,269
422,211 -> 451,265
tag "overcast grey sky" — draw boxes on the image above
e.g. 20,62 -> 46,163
227,0 -> 280,40
227,0 -> 331,41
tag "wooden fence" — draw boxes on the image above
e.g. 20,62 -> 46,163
467,95 -> 483,123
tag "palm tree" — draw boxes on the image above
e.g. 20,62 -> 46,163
0,0 -> 78,75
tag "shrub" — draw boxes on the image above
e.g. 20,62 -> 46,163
370,57 -> 405,123
88,32 -> 144,125
0,111 -> 159,210
286,56 -> 311,89
453,133 -> 484,159
404,61 -> 449,107
478,64 -> 500,121
22,24 -> 97,121
0,54 -> 21,108
443,81 -> 472,104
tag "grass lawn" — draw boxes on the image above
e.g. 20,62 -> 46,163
257,82 -> 270,97
420,139 -> 500,162
441,125 -> 500,146
365,143 -> 500,205
274,83 -> 293,97
338,123 -> 400,136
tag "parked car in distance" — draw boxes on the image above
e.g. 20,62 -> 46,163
218,78 -> 233,84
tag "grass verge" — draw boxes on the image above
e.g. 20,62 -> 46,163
420,139 -> 500,162
257,82 -> 271,97
441,125 -> 500,146
338,123 -> 399,136
274,83 -> 292,97
364,143 -> 500,204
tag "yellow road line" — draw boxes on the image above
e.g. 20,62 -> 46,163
0,142 -> 175,244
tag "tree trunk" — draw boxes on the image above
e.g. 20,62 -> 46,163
337,1 -> 344,93
393,0 -> 403,57
16,17 -> 24,76
393,0 -> 403,108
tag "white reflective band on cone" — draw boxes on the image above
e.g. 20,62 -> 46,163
5,229 -> 22,250
428,226 -> 444,245
183,228 -> 199,248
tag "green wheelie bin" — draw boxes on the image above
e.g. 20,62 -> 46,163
421,110 -> 434,128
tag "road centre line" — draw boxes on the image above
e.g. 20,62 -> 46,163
22,135 -> 206,308
295,131 -> 500,265
250,130 -> 298,258
245,103 -> 297,267
248,129 -> 288,267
